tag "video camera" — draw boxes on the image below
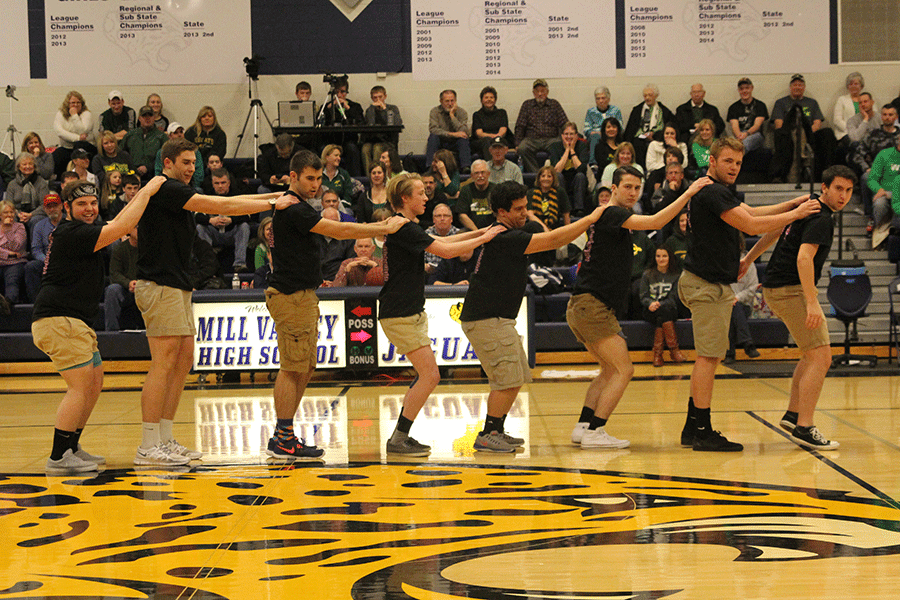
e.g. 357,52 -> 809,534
323,72 -> 349,89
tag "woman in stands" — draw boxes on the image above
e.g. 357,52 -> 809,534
52,90 -> 95,178
91,131 -> 134,190
645,122 -> 688,172
600,141 -> 643,187
357,162 -> 389,223
431,149 -> 460,197
379,173 -> 500,456
593,117 -> 623,174
526,166 -> 570,265
7,153 -> 50,230
321,144 -> 354,206
0,200 -> 27,311
21,132 -> 54,182
640,244 -> 685,367
689,119 -> 716,176
379,145 -> 407,180
185,106 -> 227,162
33,177 -> 165,472
146,93 -> 169,132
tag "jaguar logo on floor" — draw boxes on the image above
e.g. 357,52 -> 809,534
2,463 -> 899,599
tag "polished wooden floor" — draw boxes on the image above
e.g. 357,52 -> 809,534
2,362 -> 900,599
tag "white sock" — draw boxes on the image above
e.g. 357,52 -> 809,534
159,418 -> 174,442
141,422 -> 160,449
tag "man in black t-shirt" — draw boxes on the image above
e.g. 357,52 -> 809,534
265,150 -> 406,461
726,78 -> 769,154
679,137 -> 821,452
135,138 -> 298,467
742,166 -> 857,451
460,181 -> 606,452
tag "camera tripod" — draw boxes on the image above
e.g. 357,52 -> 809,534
1,86 -> 19,158
234,72 -> 273,173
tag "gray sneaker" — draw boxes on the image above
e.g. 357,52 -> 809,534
74,444 -> 106,465
165,439 -> 202,460
47,449 -> 98,473
135,443 -> 191,466
473,431 -> 516,453
386,432 -> 431,457
498,431 -> 525,447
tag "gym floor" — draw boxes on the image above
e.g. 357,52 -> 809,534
2,361 -> 899,599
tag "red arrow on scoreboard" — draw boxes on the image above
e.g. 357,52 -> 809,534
350,331 -> 372,343
351,305 -> 372,317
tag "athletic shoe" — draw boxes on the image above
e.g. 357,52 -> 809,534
473,431 -> 516,453
165,439 -> 202,460
47,449 -> 98,473
74,444 -> 106,465
692,428 -> 744,452
386,432 -> 431,457
266,436 -> 325,460
743,344 -> 760,359
681,421 -> 697,447
135,443 -> 191,466
498,431 -> 525,447
571,422 -> 589,444
792,426 -> 839,450
581,427 -> 630,449
779,412 -> 798,433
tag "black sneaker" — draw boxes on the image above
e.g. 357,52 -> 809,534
744,344 -> 760,359
692,428 -> 743,452
779,412 -> 798,433
723,351 -> 736,365
386,432 -> 431,457
792,426 -> 839,450
267,436 -> 325,460
680,415 -> 697,447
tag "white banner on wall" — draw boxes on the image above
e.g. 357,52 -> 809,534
44,0 -> 251,86
411,0 -> 616,81
193,299 -> 347,371
0,1 -> 30,87
625,0 -> 829,76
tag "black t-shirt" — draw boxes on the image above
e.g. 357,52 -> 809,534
763,199 -> 834,288
460,226 -> 532,322
33,219 -> 104,326
379,221 -> 434,319
683,179 -> 742,284
572,205 -> 633,315
137,177 -> 197,291
456,182 -> 496,229
268,192 -> 324,294
726,98 -> 770,133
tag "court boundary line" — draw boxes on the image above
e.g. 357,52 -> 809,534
747,410 -> 900,510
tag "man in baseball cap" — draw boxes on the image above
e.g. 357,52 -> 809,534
24,192 -> 65,302
487,136 -> 523,185
515,78 -> 568,173
100,90 -> 136,142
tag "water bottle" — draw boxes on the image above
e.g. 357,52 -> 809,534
232,273 -> 240,289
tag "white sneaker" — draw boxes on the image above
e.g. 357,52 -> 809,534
165,439 -> 202,460
135,443 -> 191,466
581,427 -> 630,449
74,444 -> 106,465
47,449 -> 98,473
571,422 -> 589,444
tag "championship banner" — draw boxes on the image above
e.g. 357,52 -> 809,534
411,0 -> 616,81
44,0 -> 251,85
625,0 -> 829,76
0,1 -> 30,87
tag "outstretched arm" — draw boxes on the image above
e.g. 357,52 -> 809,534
312,215 -> 408,240
623,177 -> 711,231
426,225 -> 503,259
744,193 -> 809,217
184,191 -> 284,216
525,205 -> 606,254
721,198 -> 820,236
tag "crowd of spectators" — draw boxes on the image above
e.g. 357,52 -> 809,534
3,72 -> 900,325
